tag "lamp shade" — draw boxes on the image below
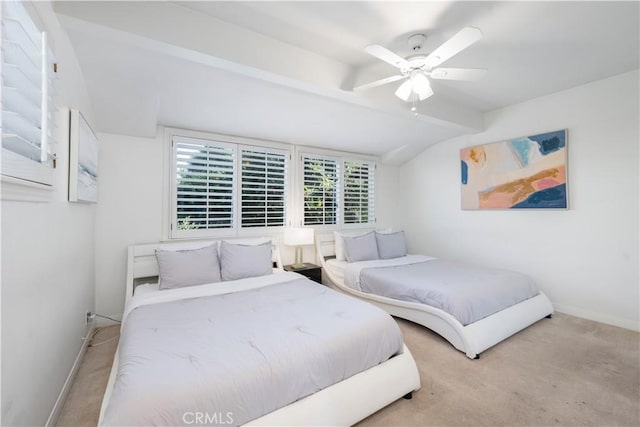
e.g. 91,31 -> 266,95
394,79 -> 413,101
283,227 -> 314,246
411,72 -> 433,100
395,71 -> 434,102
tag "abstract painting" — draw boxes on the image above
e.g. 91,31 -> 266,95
461,130 -> 567,209
69,109 -> 99,203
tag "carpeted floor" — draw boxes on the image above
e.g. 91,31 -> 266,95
57,313 -> 639,426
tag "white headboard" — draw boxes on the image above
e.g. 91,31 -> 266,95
126,238 -> 283,302
315,232 -> 337,266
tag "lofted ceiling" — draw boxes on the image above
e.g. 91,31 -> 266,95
53,1 -> 639,164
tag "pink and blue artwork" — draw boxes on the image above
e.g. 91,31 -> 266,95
461,130 -> 567,209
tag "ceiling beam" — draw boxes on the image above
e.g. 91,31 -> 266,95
54,1 -> 483,133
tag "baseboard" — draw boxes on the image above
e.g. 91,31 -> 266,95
45,324 -> 96,427
554,303 -> 639,332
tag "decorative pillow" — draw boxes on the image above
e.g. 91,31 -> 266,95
343,231 -> 379,263
375,228 -> 393,234
334,231 -> 365,261
375,230 -> 407,259
220,240 -> 273,281
155,244 -> 221,290
334,229 -> 391,261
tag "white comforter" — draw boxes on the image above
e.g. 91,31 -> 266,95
341,255 -> 434,291
101,272 -> 403,426
342,256 -> 539,326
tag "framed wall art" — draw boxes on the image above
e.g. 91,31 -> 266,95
461,130 -> 567,210
69,109 -> 99,203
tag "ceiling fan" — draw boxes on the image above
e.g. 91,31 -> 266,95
354,27 -> 486,105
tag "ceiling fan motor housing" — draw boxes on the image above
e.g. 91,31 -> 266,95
408,33 -> 427,51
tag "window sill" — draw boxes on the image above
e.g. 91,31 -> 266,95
1,174 -> 54,202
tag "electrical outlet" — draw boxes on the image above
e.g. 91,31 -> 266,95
85,311 -> 96,324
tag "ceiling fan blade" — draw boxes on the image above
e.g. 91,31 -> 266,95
424,27 -> 483,69
353,74 -> 406,91
430,67 -> 487,81
365,44 -> 409,69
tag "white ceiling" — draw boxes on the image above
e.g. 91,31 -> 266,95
54,1 -> 639,164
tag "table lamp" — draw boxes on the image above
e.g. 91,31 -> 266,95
283,227 -> 314,269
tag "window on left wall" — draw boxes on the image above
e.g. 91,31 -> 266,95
170,134 -> 290,239
1,0 -> 57,192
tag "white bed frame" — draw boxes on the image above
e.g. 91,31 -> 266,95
315,232 -> 554,360
100,238 -> 421,426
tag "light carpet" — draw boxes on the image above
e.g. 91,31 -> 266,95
56,313 -> 639,426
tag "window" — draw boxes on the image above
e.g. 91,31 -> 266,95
343,160 -> 375,224
302,154 -> 375,226
1,0 -> 57,188
303,156 -> 338,225
173,137 -> 236,236
170,134 -> 290,239
241,148 -> 287,228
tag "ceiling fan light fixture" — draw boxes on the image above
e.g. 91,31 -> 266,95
416,85 -> 434,101
394,79 -> 413,101
411,72 -> 433,100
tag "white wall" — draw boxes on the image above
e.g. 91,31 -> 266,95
398,70 -> 639,330
1,2 -> 96,425
375,164 -> 401,230
94,131 -> 400,317
94,131 -> 164,317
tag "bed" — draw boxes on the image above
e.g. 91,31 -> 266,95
99,238 -> 420,426
316,231 -> 554,360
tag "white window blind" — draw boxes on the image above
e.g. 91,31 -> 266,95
343,160 -> 375,224
173,137 -> 236,236
302,155 -> 375,227
170,133 -> 292,239
1,0 -> 57,186
240,148 -> 287,228
303,155 -> 338,225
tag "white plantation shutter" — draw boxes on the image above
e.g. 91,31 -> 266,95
240,147 -> 287,228
343,160 -> 375,224
173,137 -> 236,237
169,133 -> 292,239
302,154 -> 376,227
303,155 -> 339,225
1,0 -> 57,186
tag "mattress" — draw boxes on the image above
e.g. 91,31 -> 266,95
334,256 -> 540,326
101,272 -> 403,426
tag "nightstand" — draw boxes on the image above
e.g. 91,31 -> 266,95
283,263 -> 322,284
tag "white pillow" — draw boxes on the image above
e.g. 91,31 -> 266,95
343,231 -> 379,263
375,230 -> 407,259
334,231 -> 365,261
155,244 -> 221,290
220,240 -> 273,281
218,238 -> 270,256
334,229 -> 392,261
376,228 -> 393,234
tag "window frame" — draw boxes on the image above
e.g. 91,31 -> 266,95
299,150 -> 376,230
342,159 -> 376,226
239,145 -> 290,230
1,0 -> 57,200
164,128 -> 292,240
301,154 -> 340,226
170,135 -> 239,239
